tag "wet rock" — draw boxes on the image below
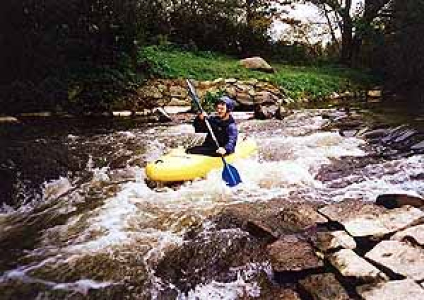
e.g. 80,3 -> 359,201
357,280 -> 424,300
0,116 -> 19,123
411,140 -> 424,151
367,89 -> 382,98
319,201 -> 424,238
313,231 -> 356,252
212,200 -> 327,241
153,107 -> 172,122
392,224 -> 424,246
365,240 -> 424,281
267,235 -> 323,273
361,128 -> 390,140
329,249 -> 389,283
299,273 -> 350,300
155,229 -> 267,293
253,104 -> 273,120
316,157 -> 383,186
318,200 -> 386,224
343,206 -> 424,238
239,57 -> 274,73
376,193 -> 424,208
275,105 -> 291,120
254,271 -> 302,299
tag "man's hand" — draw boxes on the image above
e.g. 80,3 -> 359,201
198,112 -> 208,121
216,147 -> 226,156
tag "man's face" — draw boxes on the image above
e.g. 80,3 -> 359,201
215,103 -> 228,118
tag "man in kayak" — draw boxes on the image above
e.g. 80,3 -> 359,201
187,96 -> 238,157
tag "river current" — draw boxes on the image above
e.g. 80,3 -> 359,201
1,107 -> 424,299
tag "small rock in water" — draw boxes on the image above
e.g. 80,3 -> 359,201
153,107 -> 172,122
376,193 -> 424,209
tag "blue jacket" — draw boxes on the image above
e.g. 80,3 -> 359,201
193,115 -> 238,154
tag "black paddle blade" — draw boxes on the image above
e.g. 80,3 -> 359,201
222,163 -> 242,187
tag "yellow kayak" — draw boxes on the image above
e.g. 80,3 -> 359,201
145,139 -> 257,182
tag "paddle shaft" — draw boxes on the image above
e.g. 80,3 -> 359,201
187,80 -> 221,148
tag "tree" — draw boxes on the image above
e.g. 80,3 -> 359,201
290,0 -> 391,65
383,0 -> 424,100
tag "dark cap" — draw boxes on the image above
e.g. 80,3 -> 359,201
216,96 -> 235,112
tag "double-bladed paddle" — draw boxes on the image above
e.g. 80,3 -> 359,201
186,79 -> 242,187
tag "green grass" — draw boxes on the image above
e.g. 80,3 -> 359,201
141,45 -> 378,101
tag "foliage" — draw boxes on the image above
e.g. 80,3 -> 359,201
382,0 -> 424,100
142,46 -> 377,100
289,0 -> 391,66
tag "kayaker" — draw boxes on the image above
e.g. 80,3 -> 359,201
187,96 -> 238,157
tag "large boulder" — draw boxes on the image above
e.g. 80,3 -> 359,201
239,57 -> 274,73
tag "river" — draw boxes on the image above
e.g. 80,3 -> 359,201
1,100 -> 424,299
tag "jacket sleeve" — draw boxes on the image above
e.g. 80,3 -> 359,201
224,123 -> 238,154
193,116 -> 208,133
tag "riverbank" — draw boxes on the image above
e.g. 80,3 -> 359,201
1,46 -> 379,115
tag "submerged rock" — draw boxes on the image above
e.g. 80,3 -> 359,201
155,229 -> 267,294
365,240 -> 424,281
357,280 -> 424,300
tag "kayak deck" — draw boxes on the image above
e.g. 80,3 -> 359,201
145,139 -> 257,182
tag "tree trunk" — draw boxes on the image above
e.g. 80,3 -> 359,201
340,0 -> 353,65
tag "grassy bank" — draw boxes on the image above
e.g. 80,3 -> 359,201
142,46 -> 378,101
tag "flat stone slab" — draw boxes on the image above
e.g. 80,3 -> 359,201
299,273 -> 350,300
267,235 -> 323,273
214,200 -> 327,241
329,249 -> 388,283
313,231 -> 356,252
320,202 -> 424,238
365,240 -> 424,281
357,280 -> 424,300
318,200 -> 385,223
392,224 -> 424,246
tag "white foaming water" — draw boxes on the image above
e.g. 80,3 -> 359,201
323,154 -> 424,202
42,177 -> 73,201
53,279 -> 113,295
179,263 -> 270,300
180,277 -> 260,300
3,109 -> 424,299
